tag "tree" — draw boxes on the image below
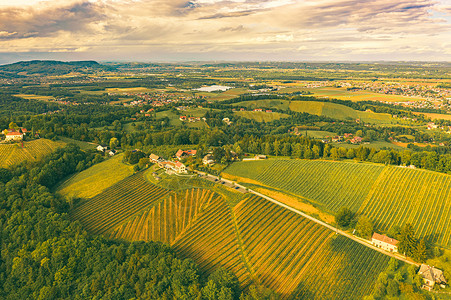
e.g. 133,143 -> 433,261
335,207 -> 355,228
9,121 -> 18,130
387,257 -> 399,272
398,223 -> 417,256
202,268 -> 240,300
413,239 -> 427,262
109,137 -> 119,150
386,279 -> 399,297
240,285 -> 279,300
355,215 -> 373,239
331,148 -> 340,160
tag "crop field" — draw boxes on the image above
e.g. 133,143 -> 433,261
14,94 -> 56,101
234,111 -> 290,122
289,101 -> 393,124
232,99 -> 290,110
0,139 -> 65,168
235,195 -> 390,298
69,172 -> 169,235
196,88 -> 249,101
413,111 -> 451,121
73,174 -> 394,298
57,154 -> 134,199
224,159 -> 451,247
284,86 -> 425,103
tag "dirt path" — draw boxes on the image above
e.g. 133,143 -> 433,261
200,170 -> 419,267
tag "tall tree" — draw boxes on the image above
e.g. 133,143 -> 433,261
398,223 -> 417,256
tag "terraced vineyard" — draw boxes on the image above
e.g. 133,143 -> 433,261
70,172 -> 169,235
0,139 -> 65,167
235,195 -> 390,298
224,159 -> 451,247
74,176 -> 393,298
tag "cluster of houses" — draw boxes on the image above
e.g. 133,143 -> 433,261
179,116 -> 205,123
232,108 -> 273,113
330,133 -> 363,144
371,232 -> 447,290
149,149 -> 198,175
2,128 -> 28,142
96,145 -> 117,156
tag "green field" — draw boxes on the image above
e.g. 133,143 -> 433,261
57,136 -> 97,150
284,86 -> 425,103
196,88 -> 249,101
223,159 -> 451,248
289,101 -> 394,124
14,94 -> 56,101
71,176 -> 391,298
0,139 -> 65,168
234,111 -> 290,122
156,108 -> 210,127
232,99 -> 290,110
57,154 -> 134,199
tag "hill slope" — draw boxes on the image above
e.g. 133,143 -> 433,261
0,60 -> 110,76
0,139 -> 65,168
223,159 -> 451,247
71,175 -> 391,299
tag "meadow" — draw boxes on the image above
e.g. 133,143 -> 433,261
289,101 -> 394,124
57,153 -> 134,199
223,159 -> 451,248
0,139 -> 65,168
14,94 -> 56,101
232,99 -> 290,110
234,111 -> 290,122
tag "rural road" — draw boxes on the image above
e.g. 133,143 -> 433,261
198,171 -> 419,266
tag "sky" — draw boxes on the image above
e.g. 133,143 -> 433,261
0,0 -> 450,63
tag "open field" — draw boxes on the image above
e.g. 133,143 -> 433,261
234,111 -> 290,122
57,136 -> 97,150
72,174 -> 391,298
413,111 -> 451,121
281,86 -> 425,102
14,94 -> 56,101
57,154 -> 134,199
196,88 -> 249,101
223,159 -> 451,247
289,101 -> 394,124
156,108 -> 210,127
105,87 -> 154,94
232,99 -> 290,110
0,139 -> 65,168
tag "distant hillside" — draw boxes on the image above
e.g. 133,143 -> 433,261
0,60 -> 112,76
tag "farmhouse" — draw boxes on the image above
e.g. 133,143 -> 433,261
159,161 -> 187,174
176,149 -> 197,160
109,149 -> 117,156
371,233 -> 398,253
97,145 -> 108,152
202,154 -> 215,166
149,153 -> 164,163
4,131 -> 24,141
418,264 -> 447,290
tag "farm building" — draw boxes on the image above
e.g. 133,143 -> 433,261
109,149 -> 117,156
97,145 -> 108,152
4,131 -> 24,141
159,161 -> 187,174
176,149 -> 197,160
203,154 -> 215,166
418,264 -> 447,290
149,153 -> 164,163
371,233 -> 398,253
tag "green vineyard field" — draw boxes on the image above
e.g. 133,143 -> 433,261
73,176 -> 393,299
223,159 -> 451,247
70,171 -> 170,235
0,139 -> 65,168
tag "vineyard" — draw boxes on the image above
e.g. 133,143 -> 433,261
70,171 -> 169,235
57,153 -> 134,199
72,173 -> 394,298
235,195 -> 390,299
0,139 -> 65,168
223,159 -> 451,247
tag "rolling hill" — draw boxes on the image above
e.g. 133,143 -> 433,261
0,60 -> 112,76
223,159 -> 451,248
70,172 -> 392,299
0,139 -> 65,168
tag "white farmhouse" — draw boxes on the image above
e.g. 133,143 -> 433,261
372,233 -> 398,253
5,131 -> 23,142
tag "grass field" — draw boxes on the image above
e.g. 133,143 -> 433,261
232,99 -> 290,110
285,86 -> 425,102
156,108 -> 210,127
57,154 -> 134,199
57,136 -> 97,150
234,111 -> 290,122
196,88 -> 249,101
413,111 -> 451,121
71,173 -> 391,298
0,139 -> 65,168
289,101 -> 394,124
223,159 -> 451,248
14,94 -> 56,101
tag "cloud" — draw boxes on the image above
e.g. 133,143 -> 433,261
0,1 -> 105,39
